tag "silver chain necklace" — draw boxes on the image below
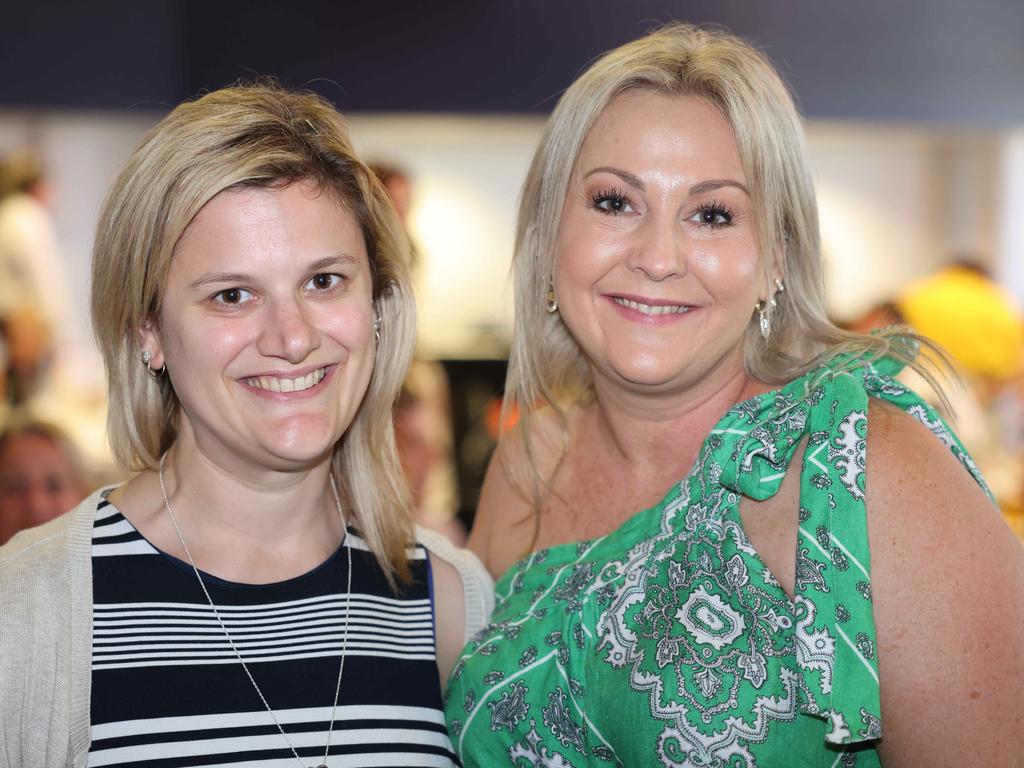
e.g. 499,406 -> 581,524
158,454 -> 351,768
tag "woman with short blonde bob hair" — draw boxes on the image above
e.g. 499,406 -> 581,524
1,82 -> 490,767
93,82 -> 416,580
455,24 -> 1024,766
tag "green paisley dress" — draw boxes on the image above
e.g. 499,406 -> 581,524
446,354 -> 988,767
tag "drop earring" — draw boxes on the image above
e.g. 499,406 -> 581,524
372,300 -> 381,343
756,300 -> 771,339
545,284 -> 558,314
755,278 -> 785,339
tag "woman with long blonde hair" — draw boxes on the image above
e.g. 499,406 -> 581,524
450,24 -> 1024,767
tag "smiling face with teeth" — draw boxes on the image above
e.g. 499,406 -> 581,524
553,90 -> 772,399
140,179 -> 377,474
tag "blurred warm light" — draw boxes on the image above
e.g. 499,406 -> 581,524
408,177 -> 513,358
347,114 -> 543,359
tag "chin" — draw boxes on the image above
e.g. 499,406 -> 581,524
257,422 -> 344,468
607,355 -> 691,388
617,373 -> 687,391
252,443 -> 337,473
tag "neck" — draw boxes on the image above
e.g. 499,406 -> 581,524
585,361 -> 769,477
141,430 -> 345,584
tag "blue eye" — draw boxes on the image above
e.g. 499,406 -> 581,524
592,189 -> 635,215
306,273 -> 342,292
212,288 -> 254,305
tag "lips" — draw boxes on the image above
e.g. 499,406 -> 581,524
611,296 -> 693,315
244,366 -> 328,393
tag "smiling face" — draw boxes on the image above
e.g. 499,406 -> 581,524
141,179 -> 376,474
553,90 -> 772,398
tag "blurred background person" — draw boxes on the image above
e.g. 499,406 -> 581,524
395,364 -> 466,544
369,161 -> 414,226
0,420 -> 88,544
0,150 -> 70,409
371,160 -> 465,543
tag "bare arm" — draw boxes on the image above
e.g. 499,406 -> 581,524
429,552 -> 465,684
867,400 -> 1024,765
420,528 -> 494,687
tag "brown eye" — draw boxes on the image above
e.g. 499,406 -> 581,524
213,287 -> 254,305
306,273 -> 343,292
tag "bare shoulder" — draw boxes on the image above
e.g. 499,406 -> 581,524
865,399 -> 1024,764
469,405 -> 569,579
866,398 -> 988,502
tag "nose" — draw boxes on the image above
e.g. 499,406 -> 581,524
627,212 -> 687,282
257,297 -> 320,363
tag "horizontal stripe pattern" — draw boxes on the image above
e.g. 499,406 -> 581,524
93,593 -> 435,670
88,706 -> 454,768
89,498 -> 455,767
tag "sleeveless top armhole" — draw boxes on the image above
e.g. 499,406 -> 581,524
416,526 -> 496,642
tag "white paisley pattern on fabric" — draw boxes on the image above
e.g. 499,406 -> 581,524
445,355 -> 989,767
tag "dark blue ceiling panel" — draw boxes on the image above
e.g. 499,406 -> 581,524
1,0 -> 1022,124
0,0 -> 186,110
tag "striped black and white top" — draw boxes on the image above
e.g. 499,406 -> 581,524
89,497 -> 458,767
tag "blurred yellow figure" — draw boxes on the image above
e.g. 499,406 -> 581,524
899,265 -> 1024,381
898,265 -> 1024,535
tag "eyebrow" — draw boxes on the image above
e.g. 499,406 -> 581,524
188,254 -> 358,290
584,166 -> 646,190
689,179 -> 750,196
583,167 -> 749,197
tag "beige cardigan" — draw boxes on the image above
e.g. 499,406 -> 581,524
0,488 -> 494,768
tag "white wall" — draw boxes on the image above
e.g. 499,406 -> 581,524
807,123 -> 1000,322
997,130 -> 1024,306
347,114 -> 544,359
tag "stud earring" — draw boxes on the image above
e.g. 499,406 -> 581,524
545,285 -> 558,314
141,349 -> 164,379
